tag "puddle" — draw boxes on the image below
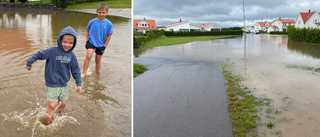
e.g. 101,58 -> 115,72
135,34 -> 320,136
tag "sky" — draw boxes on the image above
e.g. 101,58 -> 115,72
133,0 -> 320,28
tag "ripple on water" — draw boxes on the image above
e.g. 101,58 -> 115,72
1,104 -> 80,137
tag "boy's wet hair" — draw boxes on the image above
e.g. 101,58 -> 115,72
62,34 -> 75,40
97,3 -> 108,12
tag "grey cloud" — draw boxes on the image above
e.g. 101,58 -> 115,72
134,0 -> 320,28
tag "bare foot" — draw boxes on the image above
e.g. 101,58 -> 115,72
81,73 -> 86,78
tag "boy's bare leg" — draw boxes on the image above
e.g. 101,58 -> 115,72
82,49 -> 95,78
95,54 -> 102,73
57,100 -> 66,114
46,102 -> 57,125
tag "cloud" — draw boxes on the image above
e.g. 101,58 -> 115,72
134,0 -> 320,28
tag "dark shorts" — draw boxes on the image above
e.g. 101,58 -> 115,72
85,41 -> 106,55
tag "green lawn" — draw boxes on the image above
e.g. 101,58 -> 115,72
143,35 -> 240,48
66,0 -> 131,9
0,0 -> 51,3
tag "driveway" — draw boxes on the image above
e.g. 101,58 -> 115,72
134,57 -> 234,137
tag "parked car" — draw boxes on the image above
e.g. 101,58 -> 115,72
254,30 -> 260,34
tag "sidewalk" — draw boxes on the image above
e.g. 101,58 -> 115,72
66,8 -> 131,18
134,57 -> 234,137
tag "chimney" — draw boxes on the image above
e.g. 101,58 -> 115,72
179,19 -> 181,22
309,9 -> 311,13
279,17 -> 281,20
144,18 -> 145,20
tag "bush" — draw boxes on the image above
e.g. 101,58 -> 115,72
288,26 -> 320,44
133,30 -> 165,48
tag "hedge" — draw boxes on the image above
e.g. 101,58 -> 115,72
288,26 -> 320,44
164,30 -> 243,36
133,30 -> 165,48
133,30 -> 243,48
270,31 -> 287,34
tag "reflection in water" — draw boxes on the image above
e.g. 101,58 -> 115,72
0,9 -> 131,137
136,34 -> 320,136
287,40 -> 320,59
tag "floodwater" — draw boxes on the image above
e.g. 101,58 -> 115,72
0,9 -> 131,137
134,34 -> 320,136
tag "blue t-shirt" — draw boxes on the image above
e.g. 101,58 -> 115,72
86,18 -> 113,48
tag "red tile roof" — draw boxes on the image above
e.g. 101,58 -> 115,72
158,19 -> 188,27
201,24 -> 212,28
270,24 -> 278,28
257,22 -> 271,27
257,22 -> 277,28
133,19 -> 157,30
277,19 -> 295,23
300,11 -> 316,24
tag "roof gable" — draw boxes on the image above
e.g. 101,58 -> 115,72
133,19 -> 157,30
257,22 -> 271,27
300,11 -> 316,23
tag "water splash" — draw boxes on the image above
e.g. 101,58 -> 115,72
1,103 -> 80,137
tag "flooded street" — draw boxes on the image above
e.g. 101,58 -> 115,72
0,9 -> 131,137
135,34 -> 320,136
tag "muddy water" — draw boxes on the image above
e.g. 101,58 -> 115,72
135,34 -> 320,136
0,9 -> 131,137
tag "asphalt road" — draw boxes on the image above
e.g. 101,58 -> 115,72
134,57 -> 234,137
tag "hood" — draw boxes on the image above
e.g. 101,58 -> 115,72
57,26 -> 77,52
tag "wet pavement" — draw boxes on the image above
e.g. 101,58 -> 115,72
134,57 -> 234,137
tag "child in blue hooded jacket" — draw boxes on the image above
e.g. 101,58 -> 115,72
26,26 -> 82,125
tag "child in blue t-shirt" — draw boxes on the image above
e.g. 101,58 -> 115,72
82,3 -> 113,78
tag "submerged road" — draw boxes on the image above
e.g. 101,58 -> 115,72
134,57 -> 234,137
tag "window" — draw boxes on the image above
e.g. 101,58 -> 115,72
138,22 -> 149,27
298,20 -> 300,24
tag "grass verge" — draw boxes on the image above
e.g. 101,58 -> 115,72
133,63 -> 146,77
286,65 -> 320,72
0,0 -> 51,3
143,35 -> 240,48
66,0 -> 131,9
222,61 -> 270,136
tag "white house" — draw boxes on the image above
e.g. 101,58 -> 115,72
316,22 -> 320,28
254,21 -> 274,32
201,24 -> 221,31
242,26 -> 254,33
265,23 -> 278,33
295,10 -> 320,29
271,17 -> 295,32
157,19 -> 202,32
133,18 -> 157,33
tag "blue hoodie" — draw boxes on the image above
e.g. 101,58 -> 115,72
27,26 -> 82,87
